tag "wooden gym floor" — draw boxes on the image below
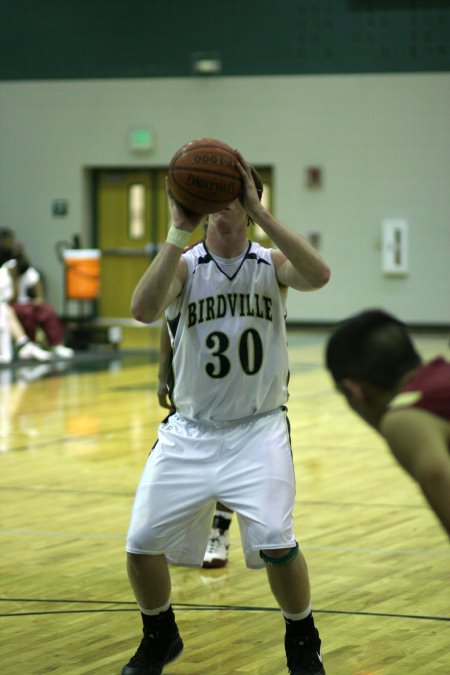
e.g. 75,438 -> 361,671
0,327 -> 448,674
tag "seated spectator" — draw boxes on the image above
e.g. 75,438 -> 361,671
0,264 -> 52,363
0,229 -> 74,359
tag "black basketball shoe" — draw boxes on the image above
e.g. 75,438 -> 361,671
121,610 -> 183,675
285,628 -> 325,674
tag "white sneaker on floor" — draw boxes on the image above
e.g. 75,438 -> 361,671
51,344 -> 74,359
202,528 -> 230,569
18,341 -> 52,362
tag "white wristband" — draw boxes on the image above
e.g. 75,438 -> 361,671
166,225 -> 190,249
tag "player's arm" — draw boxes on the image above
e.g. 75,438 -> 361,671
381,408 -> 450,537
235,151 -> 330,291
270,241 -> 330,291
131,248 -> 187,324
157,322 -> 174,410
131,179 -> 204,324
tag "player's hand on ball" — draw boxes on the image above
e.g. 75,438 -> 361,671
235,151 -> 265,218
165,177 -> 205,232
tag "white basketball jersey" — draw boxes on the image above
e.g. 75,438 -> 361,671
165,241 -> 289,423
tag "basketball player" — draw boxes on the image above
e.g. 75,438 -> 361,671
121,152 -> 331,675
325,309 -> 450,537
157,321 -> 234,569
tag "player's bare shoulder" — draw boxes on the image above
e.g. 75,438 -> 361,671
381,406 -> 450,470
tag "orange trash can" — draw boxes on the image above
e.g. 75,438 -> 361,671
63,249 -> 101,300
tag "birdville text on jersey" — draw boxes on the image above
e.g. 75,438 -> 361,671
187,293 -> 274,327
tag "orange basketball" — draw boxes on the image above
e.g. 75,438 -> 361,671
168,138 -> 243,214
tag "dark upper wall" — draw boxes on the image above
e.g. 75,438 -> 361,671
1,0 -> 449,80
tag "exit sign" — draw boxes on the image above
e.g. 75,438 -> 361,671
129,129 -> 154,152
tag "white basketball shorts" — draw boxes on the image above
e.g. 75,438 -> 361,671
125,407 -> 297,569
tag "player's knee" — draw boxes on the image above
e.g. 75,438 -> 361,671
260,542 -> 299,567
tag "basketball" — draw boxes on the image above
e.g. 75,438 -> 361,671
168,138 -> 243,214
